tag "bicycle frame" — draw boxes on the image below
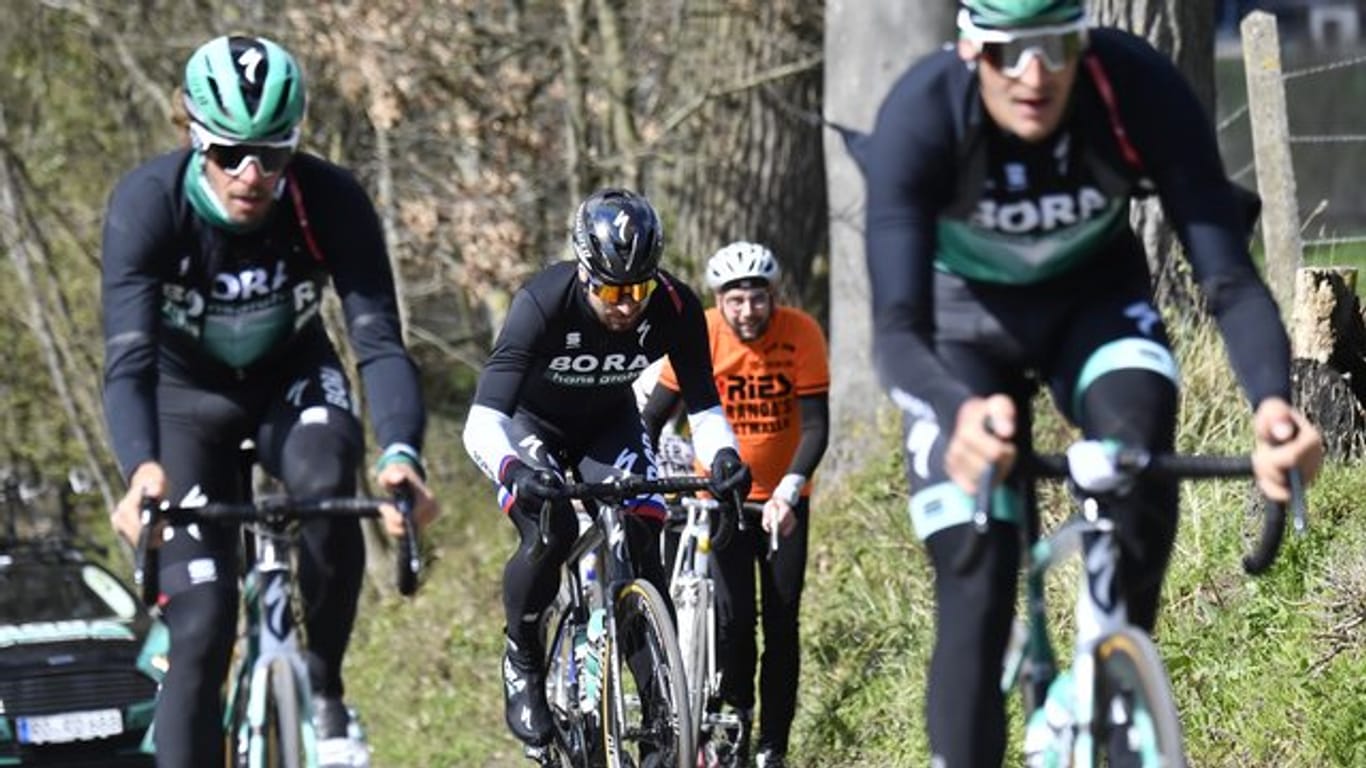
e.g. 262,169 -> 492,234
1005,501 -> 1128,767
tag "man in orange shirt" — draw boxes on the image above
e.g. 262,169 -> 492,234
642,242 -> 830,768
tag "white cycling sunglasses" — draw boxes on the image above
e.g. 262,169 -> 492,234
979,29 -> 1089,77
189,122 -> 300,177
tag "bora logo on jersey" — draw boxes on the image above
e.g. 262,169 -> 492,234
972,186 -> 1109,235
547,353 -> 652,386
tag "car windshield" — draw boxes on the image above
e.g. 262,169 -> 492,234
0,558 -> 138,624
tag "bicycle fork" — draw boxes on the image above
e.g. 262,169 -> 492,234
1017,516 -> 1129,768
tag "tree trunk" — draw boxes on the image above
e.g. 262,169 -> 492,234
822,2 -> 955,479
1091,0 -> 1217,314
655,3 -> 826,303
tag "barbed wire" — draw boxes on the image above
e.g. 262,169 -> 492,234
1229,160 -> 1255,181
1304,235 -> 1366,248
1216,103 -> 1249,133
1289,134 -> 1366,144
1282,53 -> 1366,81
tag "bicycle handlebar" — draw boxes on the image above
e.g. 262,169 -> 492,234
666,497 -> 777,559
951,448 -> 1305,576
134,488 -> 422,607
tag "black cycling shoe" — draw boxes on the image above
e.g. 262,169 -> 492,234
503,634 -> 554,747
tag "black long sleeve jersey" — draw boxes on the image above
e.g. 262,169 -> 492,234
463,261 -> 733,483
864,28 -> 1290,427
101,149 -> 424,476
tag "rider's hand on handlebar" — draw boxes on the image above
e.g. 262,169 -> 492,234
762,497 -> 798,538
112,461 -> 167,547
1251,397 -> 1323,503
501,460 -> 566,508
708,447 -> 753,503
946,394 -> 1017,495
377,462 -> 440,537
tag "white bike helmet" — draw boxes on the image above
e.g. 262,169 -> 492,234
705,241 -> 781,291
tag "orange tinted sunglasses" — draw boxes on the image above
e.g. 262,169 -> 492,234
586,275 -> 657,304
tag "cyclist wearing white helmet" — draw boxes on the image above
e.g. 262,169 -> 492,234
643,241 -> 830,768
101,34 -> 439,768
864,0 -> 1323,764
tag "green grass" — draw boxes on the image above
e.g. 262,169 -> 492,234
344,313 -> 1366,766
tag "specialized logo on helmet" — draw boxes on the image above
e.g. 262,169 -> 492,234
237,46 -> 265,85
612,210 -> 637,272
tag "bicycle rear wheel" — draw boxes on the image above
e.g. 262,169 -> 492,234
1094,627 -> 1186,768
604,579 -> 694,768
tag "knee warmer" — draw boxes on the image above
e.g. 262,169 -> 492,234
280,418 -> 360,501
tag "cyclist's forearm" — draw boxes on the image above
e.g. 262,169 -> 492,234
1206,274 -> 1291,407
103,373 -> 159,478
358,353 -> 426,449
686,405 -> 738,466
785,394 -> 829,480
462,403 -> 520,483
640,384 -> 682,447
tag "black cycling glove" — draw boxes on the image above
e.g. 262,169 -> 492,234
501,460 -> 565,507
708,447 -> 752,502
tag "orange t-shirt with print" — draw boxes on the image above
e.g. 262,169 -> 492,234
658,305 -> 830,500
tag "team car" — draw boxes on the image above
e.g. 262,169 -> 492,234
0,468 -> 165,767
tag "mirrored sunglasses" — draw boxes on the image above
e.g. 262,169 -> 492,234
190,123 -> 299,177
586,275 -> 657,304
981,30 -> 1087,77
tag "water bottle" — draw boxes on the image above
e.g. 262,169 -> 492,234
572,623 -> 592,712
577,607 -> 606,712
1022,670 -> 1076,768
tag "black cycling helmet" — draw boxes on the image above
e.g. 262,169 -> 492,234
570,188 -> 664,285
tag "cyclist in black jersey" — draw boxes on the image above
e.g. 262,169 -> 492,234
863,2 -> 1324,765
101,35 -> 438,768
462,188 -> 752,750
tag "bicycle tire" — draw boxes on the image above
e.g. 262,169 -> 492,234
542,597 -> 605,768
259,658 -> 308,768
603,579 -> 694,768
227,662 -> 252,768
1094,627 -> 1186,768
669,573 -> 709,744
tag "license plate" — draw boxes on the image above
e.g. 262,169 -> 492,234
17,708 -> 123,744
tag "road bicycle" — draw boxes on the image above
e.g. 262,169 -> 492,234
665,497 -> 773,768
532,473 -> 711,768
955,439 -> 1304,768
133,488 -> 420,768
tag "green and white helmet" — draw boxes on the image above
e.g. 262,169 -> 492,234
959,0 -> 1087,38
182,35 -> 305,141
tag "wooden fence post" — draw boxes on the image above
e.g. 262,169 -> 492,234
1241,11 -> 1303,314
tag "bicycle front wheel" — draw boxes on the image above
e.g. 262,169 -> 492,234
259,658 -> 309,768
1094,627 -> 1186,768
603,579 -> 694,768
669,573 -> 709,744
